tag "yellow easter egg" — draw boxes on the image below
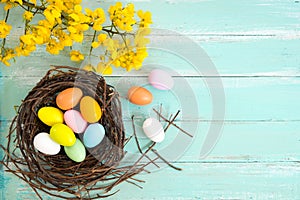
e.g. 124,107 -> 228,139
80,96 -> 102,123
38,107 -> 64,126
50,123 -> 76,146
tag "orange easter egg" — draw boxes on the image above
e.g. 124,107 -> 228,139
80,96 -> 102,123
56,87 -> 83,110
128,86 -> 153,105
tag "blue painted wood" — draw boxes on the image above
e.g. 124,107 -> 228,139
1,120 -> 299,162
1,38 -> 300,77
1,77 -> 300,121
1,0 -> 300,199
2,163 -> 300,199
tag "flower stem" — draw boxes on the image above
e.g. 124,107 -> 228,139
4,9 -> 10,22
1,9 -> 10,51
89,30 -> 97,56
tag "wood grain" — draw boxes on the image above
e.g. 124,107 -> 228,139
2,163 -> 300,199
1,0 -> 300,199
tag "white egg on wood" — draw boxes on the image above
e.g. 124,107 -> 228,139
142,117 -> 165,143
33,132 -> 61,155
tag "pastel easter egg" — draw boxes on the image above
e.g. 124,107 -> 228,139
83,123 -> 105,148
149,69 -> 174,90
64,139 -> 86,162
38,107 -> 64,126
128,86 -> 153,105
80,96 -> 102,123
33,132 -> 61,155
50,123 -> 76,146
56,87 -> 83,110
142,118 -> 165,143
64,110 -> 88,133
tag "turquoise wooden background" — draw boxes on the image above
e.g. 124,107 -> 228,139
1,0 -> 300,199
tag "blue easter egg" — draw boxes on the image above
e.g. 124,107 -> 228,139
83,123 -> 105,148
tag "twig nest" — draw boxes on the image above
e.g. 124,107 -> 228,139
1,66 -> 126,199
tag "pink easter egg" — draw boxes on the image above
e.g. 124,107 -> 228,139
148,69 -> 174,90
64,110 -> 88,134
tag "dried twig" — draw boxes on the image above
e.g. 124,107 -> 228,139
153,108 -> 193,138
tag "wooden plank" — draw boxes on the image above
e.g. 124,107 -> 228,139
4,0 -> 300,36
97,0 -> 300,34
1,38 -> 300,77
1,120 -> 300,162
1,163 -> 300,199
1,76 -> 300,121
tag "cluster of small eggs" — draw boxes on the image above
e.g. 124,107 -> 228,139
33,69 -> 174,162
127,69 -> 174,143
33,87 -> 106,162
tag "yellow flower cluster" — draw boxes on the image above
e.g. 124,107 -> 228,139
108,2 -> 135,32
0,20 -> 11,38
0,1 -> 152,74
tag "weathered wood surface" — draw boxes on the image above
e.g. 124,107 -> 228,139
1,0 -> 300,199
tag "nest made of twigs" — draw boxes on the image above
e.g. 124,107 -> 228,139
0,66 -> 136,199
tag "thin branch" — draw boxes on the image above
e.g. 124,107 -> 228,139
153,108 -> 193,138
131,115 -> 160,168
151,149 -> 182,171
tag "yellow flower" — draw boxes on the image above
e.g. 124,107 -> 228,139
70,31 -> 84,43
103,38 -> 120,53
91,33 -> 107,48
44,5 -> 62,25
85,8 -> 105,31
91,41 -> 99,49
23,11 -> 34,21
32,25 -> 51,44
46,39 -> 63,54
97,62 -> 113,75
1,49 -> 15,66
83,64 -> 95,72
29,0 -> 36,5
134,28 -> 151,47
108,2 -> 136,31
98,34 -> 107,43
38,19 -> 54,29
15,43 -> 36,56
47,0 -> 67,11
56,30 -> 73,47
14,0 -> 22,5
92,20 -> 102,31
112,48 -> 148,71
70,50 -> 84,61
137,10 -> 152,28
20,34 -> 36,46
0,20 -> 12,39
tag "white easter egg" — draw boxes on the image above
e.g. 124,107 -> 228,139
33,132 -> 61,155
142,118 -> 165,143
